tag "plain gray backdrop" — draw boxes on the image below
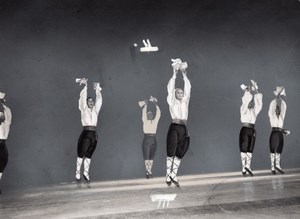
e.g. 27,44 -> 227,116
0,0 -> 299,189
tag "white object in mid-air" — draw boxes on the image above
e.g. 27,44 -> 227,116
140,39 -> 159,52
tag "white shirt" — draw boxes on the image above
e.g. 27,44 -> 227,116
79,85 -> 102,126
0,105 -> 12,140
142,104 -> 161,134
268,98 -> 287,128
167,74 -> 191,121
240,91 -> 263,124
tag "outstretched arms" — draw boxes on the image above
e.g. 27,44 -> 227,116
94,83 -> 103,114
78,79 -> 88,111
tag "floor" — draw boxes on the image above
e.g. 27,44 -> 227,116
1,168 -> 300,218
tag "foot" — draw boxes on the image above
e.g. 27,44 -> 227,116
245,167 -> 254,176
170,177 -> 180,187
83,174 -> 90,184
271,169 -> 276,175
76,177 -> 81,182
242,171 -> 246,176
275,167 -> 285,174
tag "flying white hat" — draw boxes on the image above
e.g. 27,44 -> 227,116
273,86 -> 286,96
0,92 -> 5,99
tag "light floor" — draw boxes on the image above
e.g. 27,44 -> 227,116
1,168 -> 300,218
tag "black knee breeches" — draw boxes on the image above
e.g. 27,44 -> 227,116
167,123 -> 190,159
0,140 -> 8,172
239,126 -> 256,153
142,134 -> 157,160
77,130 -> 98,159
269,129 -> 284,153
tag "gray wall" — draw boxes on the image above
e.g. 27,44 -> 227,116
0,0 -> 300,189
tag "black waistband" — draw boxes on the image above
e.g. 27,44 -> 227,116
272,127 -> 282,132
172,119 -> 187,125
243,123 -> 255,128
0,139 -> 6,144
83,126 -> 97,131
144,134 -> 156,136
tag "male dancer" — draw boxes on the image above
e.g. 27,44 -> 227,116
239,80 -> 263,176
75,78 -> 102,183
138,96 -> 161,179
0,92 -> 12,194
268,86 -> 290,174
166,59 -> 191,187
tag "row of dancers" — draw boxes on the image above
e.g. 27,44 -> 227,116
0,59 -> 290,193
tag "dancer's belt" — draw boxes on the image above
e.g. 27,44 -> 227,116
145,134 -> 156,136
172,119 -> 187,125
0,139 -> 6,144
272,127 -> 283,132
243,123 -> 255,128
83,126 -> 97,131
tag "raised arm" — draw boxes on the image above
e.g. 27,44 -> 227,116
253,93 -> 263,116
182,71 -> 191,102
154,104 -> 161,122
3,104 -> 12,126
167,70 -> 177,106
94,83 -> 103,114
78,84 -> 87,111
142,101 -> 148,122
240,91 -> 252,115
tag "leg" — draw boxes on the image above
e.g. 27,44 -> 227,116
76,131 -> 90,181
239,127 -> 248,175
84,133 -> 98,183
275,132 -> 284,174
146,137 -> 157,178
170,156 -> 181,187
269,131 -> 277,174
142,135 -> 151,178
0,143 -> 9,179
166,125 -> 177,186
245,129 -> 256,176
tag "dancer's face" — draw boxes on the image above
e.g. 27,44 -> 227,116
87,98 -> 95,108
175,89 -> 184,100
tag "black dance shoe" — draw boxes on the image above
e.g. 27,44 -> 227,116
83,174 -> 90,184
245,167 -> 254,176
166,181 -> 172,186
242,171 -> 246,176
275,167 -> 285,174
170,177 -> 180,187
271,169 -> 276,175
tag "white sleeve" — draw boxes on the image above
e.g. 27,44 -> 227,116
79,85 -> 87,111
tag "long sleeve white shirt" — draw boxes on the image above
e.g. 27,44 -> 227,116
240,91 -> 263,124
167,74 -> 191,121
0,105 -> 12,139
142,104 -> 161,134
79,85 -> 102,126
268,98 -> 286,128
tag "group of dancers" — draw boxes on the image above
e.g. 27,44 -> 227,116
0,59 -> 291,193
239,80 -> 290,176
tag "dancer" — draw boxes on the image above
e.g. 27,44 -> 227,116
138,96 -> 161,179
0,92 -> 12,194
75,78 -> 102,183
165,59 -> 191,187
239,80 -> 263,176
268,86 -> 290,174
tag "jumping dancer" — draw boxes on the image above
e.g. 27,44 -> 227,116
239,80 -> 263,176
75,78 -> 102,183
138,96 -> 161,179
166,59 -> 191,187
0,92 -> 12,194
268,86 -> 290,174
